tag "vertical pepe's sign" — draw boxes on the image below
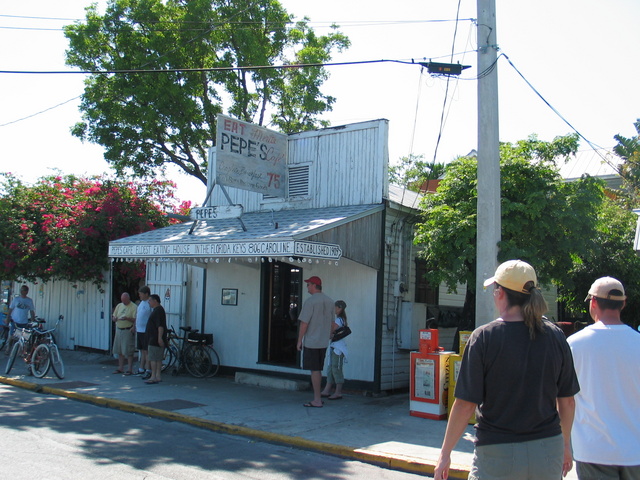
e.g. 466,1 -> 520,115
215,114 -> 288,196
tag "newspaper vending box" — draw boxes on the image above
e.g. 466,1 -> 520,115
409,329 -> 452,420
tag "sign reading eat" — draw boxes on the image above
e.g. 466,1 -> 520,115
215,115 -> 288,196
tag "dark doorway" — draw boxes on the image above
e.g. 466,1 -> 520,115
110,261 -> 146,346
259,260 -> 303,367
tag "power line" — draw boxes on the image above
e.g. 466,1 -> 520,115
0,55 -> 476,128
0,95 -> 81,128
0,58 -> 422,75
500,52 -> 621,173
431,0 -> 464,168
0,14 -> 475,28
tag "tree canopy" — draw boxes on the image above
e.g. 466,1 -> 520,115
414,134 -> 605,313
614,118 -> 640,205
64,0 -> 350,184
561,196 -> 640,327
0,173 -> 189,285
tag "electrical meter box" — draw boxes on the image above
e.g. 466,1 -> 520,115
398,302 -> 427,350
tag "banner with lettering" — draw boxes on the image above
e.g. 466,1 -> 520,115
109,240 -> 342,260
215,114 -> 288,196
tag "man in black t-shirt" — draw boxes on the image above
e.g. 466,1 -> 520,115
145,294 -> 167,385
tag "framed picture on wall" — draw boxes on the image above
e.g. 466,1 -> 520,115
222,288 -> 238,306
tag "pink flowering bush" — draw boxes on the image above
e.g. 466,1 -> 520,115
0,173 -> 191,284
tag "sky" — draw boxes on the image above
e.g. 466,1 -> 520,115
1,0 -> 638,206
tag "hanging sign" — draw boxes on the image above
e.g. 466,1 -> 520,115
215,114 -> 288,197
190,205 -> 243,221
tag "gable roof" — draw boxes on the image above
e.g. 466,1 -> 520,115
558,149 -> 622,190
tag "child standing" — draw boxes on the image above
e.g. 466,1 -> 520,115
321,300 -> 348,400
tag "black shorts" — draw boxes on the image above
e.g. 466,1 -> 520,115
136,332 -> 148,351
302,347 -> 327,371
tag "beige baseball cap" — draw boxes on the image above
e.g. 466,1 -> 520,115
483,260 -> 537,294
585,276 -> 626,301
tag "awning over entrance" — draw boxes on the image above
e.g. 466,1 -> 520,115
109,204 -> 383,262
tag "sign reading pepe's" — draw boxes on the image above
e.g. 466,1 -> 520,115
214,114 -> 288,197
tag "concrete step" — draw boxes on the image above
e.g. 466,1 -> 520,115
235,372 -> 310,391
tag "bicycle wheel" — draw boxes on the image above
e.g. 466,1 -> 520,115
161,345 -> 178,372
49,344 -> 65,379
5,340 -> 20,375
183,343 -> 212,378
206,347 -> 220,377
31,343 -> 51,378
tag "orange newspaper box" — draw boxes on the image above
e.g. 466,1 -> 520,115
410,350 -> 452,420
419,328 -> 439,354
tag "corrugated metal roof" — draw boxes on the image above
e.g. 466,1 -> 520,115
558,149 -> 622,181
388,183 -> 423,210
110,203 -> 383,248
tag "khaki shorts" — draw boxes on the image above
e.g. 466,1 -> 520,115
112,328 -> 135,357
469,434 -> 563,480
148,345 -> 163,362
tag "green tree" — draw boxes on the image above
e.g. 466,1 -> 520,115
389,154 -> 446,192
560,197 -> 640,328
614,119 -> 640,205
64,0 -> 350,184
414,134 -> 604,321
0,173 -> 186,285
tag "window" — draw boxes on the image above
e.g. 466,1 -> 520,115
415,258 -> 438,304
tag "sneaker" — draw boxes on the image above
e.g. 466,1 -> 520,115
133,369 -> 145,376
141,372 -> 152,380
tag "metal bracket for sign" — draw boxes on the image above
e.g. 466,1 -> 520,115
219,184 -> 246,232
188,181 -> 246,235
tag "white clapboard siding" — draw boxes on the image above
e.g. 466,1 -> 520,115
208,119 -> 389,212
146,262 -> 188,330
12,278 -> 111,351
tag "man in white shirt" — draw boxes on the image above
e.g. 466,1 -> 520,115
568,277 -> 640,479
8,285 -> 36,333
134,286 -> 152,378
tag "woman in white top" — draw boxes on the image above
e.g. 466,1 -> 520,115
321,300 -> 348,400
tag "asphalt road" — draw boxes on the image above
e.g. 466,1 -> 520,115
2,384 -> 428,479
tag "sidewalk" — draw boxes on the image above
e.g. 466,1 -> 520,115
0,350 -> 578,479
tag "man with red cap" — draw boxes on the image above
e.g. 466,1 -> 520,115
297,276 -> 334,408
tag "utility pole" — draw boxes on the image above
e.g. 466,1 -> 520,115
475,0 -> 500,326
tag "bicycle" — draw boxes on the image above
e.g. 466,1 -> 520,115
5,318 -> 45,376
30,315 -> 65,379
162,326 -> 220,378
5,315 -> 64,379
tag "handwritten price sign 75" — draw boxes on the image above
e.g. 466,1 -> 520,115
267,173 -> 281,189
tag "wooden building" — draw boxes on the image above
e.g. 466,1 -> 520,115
107,119 -> 445,391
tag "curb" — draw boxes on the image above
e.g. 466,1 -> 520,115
0,375 -> 468,479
